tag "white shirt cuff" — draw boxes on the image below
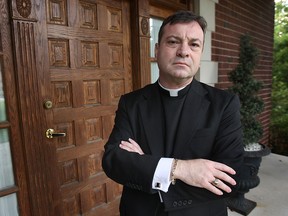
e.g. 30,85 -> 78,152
152,158 -> 174,192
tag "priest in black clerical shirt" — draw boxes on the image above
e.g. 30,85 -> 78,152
102,11 -> 244,216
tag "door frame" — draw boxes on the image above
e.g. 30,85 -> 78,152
0,0 -> 31,215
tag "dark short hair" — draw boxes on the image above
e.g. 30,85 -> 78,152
158,11 -> 207,44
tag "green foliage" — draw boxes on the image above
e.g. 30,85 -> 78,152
274,1 -> 288,85
228,34 -> 264,146
270,0 -> 288,155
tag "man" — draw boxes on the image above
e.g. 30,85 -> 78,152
102,11 -> 244,216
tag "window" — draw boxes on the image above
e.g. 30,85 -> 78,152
149,18 -> 163,83
0,54 -> 19,215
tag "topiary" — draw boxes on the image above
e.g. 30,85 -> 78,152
228,34 -> 264,148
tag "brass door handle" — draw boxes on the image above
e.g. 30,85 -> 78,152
46,128 -> 66,139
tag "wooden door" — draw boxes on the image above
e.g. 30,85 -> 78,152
20,0 -> 132,215
44,0 -> 132,215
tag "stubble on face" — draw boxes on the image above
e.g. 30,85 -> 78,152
156,22 -> 204,89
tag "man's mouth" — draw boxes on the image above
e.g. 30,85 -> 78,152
174,62 -> 189,67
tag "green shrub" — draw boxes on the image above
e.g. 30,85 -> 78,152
228,34 -> 264,146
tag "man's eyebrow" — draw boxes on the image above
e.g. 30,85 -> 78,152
166,35 -> 202,42
165,35 -> 180,39
190,38 -> 203,43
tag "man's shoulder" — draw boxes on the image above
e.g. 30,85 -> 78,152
196,80 -> 237,103
123,83 -> 156,99
199,81 -> 232,95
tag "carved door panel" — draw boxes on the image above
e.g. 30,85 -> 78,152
42,0 -> 131,215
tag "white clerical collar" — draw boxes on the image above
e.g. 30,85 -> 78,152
158,81 -> 186,97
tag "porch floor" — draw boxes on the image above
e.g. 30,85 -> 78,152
228,153 -> 288,216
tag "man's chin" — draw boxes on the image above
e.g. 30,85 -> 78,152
170,76 -> 193,85
172,71 -> 194,79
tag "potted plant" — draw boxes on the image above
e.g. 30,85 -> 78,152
226,34 -> 270,215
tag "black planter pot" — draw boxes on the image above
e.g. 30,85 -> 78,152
226,144 -> 270,215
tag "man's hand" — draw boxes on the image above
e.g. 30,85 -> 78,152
119,138 -> 236,195
174,159 -> 236,195
119,138 -> 144,155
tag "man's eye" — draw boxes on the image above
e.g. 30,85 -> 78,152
190,43 -> 202,51
191,43 -> 200,47
167,40 -> 179,45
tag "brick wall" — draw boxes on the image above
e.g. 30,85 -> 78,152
212,0 -> 275,146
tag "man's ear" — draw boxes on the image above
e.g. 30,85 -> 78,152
155,43 -> 159,58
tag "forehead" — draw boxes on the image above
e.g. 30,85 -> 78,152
162,21 -> 204,41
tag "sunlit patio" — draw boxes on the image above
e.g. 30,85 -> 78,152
228,153 -> 288,216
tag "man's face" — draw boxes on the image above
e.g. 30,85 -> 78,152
155,21 -> 204,88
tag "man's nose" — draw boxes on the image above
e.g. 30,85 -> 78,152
176,43 -> 190,57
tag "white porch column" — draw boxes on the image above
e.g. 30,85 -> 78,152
196,0 -> 218,87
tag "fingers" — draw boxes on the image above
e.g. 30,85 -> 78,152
119,138 -> 144,155
202,174 -> 235,195
209,178 -> 233,194
214,170 -> 236,186
176,159 -> 236,196
214,162 -> 236,175
208,163 -> 236,194
212,162 -> 236,187
205,176 -> 235,195
205,179 -> 224,195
